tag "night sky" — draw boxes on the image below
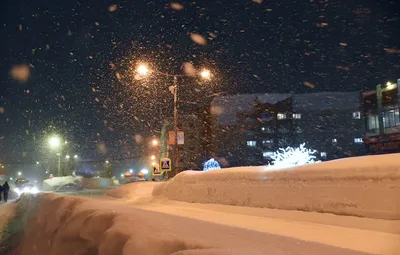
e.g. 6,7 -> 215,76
0,0 -> 399,163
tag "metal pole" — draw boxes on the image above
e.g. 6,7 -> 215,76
377,84 -> 384,135
58,155 -> 61,177
173,75 -> 179,176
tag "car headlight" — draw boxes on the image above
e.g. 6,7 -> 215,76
31,187 -> 39,194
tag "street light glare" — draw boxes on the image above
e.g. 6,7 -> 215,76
137,64 -> 149,77
151,155 -> 156,160
48,136 -> 61,149
66,155 -> 70,159
200,69 -> 211,79
152,139 -> 159,146
74,154 -> 78,159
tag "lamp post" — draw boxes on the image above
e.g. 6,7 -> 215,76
48,136 -> 62,176
136,64 -> 212,176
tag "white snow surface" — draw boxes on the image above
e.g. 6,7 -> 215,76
154,153 -> 400,220
14,193 -> 368,255
11,153 -> 400,255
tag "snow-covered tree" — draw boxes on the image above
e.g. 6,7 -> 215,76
203,158 -> 221,171
271,143 -> 319,167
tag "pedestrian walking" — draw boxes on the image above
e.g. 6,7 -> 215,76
3,181 -> 10,202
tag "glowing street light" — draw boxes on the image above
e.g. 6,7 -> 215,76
65,155 -> 70,159
48,136 -> 61,149
17,172 -> 22,176
151,161 -> 156,166
150,155 -> 156,160
137,64 -> 149,77
200,69 -> 211,79
74,154 -> 78,159
140,169 -> 149,174
105,160 -> 109,164
129,169 -> 133,173
36,161 -> 40,165
151,139 -> 159,146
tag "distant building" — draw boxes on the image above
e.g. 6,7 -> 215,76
210,92 -> 365,166
362,79 -> 400,154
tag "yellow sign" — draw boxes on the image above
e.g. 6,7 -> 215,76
152,166 -> 162,176
160,157 -> 172,172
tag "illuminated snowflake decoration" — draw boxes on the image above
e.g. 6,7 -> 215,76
271,143 -> 320,168
203,158 -> 221,171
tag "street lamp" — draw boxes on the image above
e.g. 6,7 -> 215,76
17,172 -> 21,176
48,136 -> 63,177
65,155 -> 70,159
48,136 -> 61,149
200,69 -> 211,80
74,154 -> 78,159
151,139 -> 159,146
137,64 -> 149,77
136,63 -> 212,176
36,161 -> 40,165
151,155 -> 156,160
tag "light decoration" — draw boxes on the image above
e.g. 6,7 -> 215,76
271,143 -> 319,168
203,158 -> 221,171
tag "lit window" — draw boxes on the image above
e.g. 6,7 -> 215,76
332,138 -> 337,143
262,140 -> 273,144
320,152 -> 327,157
352,111 -> 361,119
263,151 -> 274,158
292,113 -> 301,119
277,113 -> 286,120
247,141 -> 256,146
354,138 -> 363,143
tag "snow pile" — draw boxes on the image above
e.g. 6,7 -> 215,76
42,176 -> 83,191
80,177 -> 114,189
12,193 -> 364,255
106,181 -> 160,202
153,153 -> 400,220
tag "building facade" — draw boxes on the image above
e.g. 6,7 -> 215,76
362,79 -> 400,154
210,92 -> 366,166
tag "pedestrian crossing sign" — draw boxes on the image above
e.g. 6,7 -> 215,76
152,166 -> 162,176
160,158 -> 172,172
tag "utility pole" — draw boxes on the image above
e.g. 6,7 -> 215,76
57,154 -> 61,177
173,75 -> 179,176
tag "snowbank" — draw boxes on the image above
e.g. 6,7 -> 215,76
153,153 -> 400,220
42,176 -> 83,191
106,182 -> 161,203
80,177 -> 114,189
12,193 -> 365,255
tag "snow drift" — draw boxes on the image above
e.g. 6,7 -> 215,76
153,153 -> 400,220
9,193 -> 366,255
80,177 -> 114,189
42,176 -> 83,191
